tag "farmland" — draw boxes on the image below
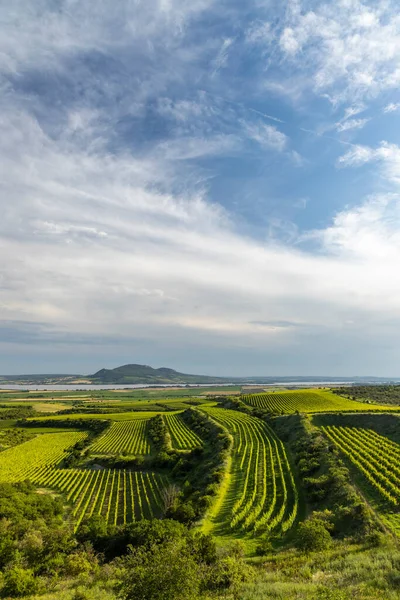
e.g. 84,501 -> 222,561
201,406 -> 298,538
1,384 -> 400,600
0,431 -> 87,482
34,467 -> 167,530
90,419 -> 151,455
321,424 -> 400,533
241,388 -> 399,413
164,412 -> 202,450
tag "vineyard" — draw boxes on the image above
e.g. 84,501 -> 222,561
0,430 -> 167,530
0,431 -> 86,482
34,467 -> 167,530
4,389 -> 400,545
164,413 -> 202,450
321,425 -> 400,532
90,419 -> 151,455
201,407 -> 298,536
241,389 -> 396,413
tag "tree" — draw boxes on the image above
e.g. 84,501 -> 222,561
161,484 -> 180,514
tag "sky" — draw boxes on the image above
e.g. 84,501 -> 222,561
1,0 -> 400,377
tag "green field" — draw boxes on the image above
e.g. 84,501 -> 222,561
2,387 -> 400,548
0,432 -> 87,482
321,424 -> 400,534
164,413 -> 202,450
2,388 -> 400,600
27,410 -> 169,421
90,419 -> 151,456
35,467 -> 168,531
242,389 -> 400,413
201,407 -> 298,539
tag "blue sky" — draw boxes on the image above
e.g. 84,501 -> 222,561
1,0 -> 400,376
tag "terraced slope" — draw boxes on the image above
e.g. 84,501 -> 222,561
242,389 -> 398,413
321,425 -> 400,534
201,407 -> 298,536
164,413 -> 202,450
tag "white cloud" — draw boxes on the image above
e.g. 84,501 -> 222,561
335,118 -> 370,132
2,102 -> 400,353
277,1 -> 400,104
343,104 -> 366,120
338,141 -> 400,184
241,120 -> 288,151
211,37 -> 234,76
384,102 -> 400,113
246,21 -> 274,46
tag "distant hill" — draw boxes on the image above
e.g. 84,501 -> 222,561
89,363 -> 228,384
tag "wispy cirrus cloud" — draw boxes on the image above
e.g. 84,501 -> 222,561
241,120 -> 288,151
383,102 -> 400,113
335,118 -> 370,133
248,1 -> 400,106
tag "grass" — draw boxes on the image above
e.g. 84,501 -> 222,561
241,541 -> 400,599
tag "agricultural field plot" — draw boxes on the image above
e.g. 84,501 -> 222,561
90,419 -> 151,455
201,407 -> 298,537
34,467 -> 168,530
0,432 -> 87,482
164,413 -> 202,450
321,425 -> 400,533
241,389 -> 398,414
27,410 -> 166,421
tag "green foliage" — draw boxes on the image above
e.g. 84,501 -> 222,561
0,428 -> 35,451
90,419 -> 151,456
18,418 -> 109,434
201,406 -> 299,535
332,385 -> 400,406
163,413 -> 202,450
0,406 -> 36,421
147,414 -> 171,454
295,519 -> 333,552
2,565 -> 39,597
117,539 -> 201,600
166,408 -> 232,524
273,414 -> 377,539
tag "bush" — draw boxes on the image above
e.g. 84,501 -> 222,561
295,520 -> 332,552
2,565 -> 38,597
117,539 -> 201,600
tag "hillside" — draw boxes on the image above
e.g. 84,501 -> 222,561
90,363 -> 228,384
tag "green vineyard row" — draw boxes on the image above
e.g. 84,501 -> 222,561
241,390 -> 396,414
0,432 -> 168,530
34,466 -> 167,530
322,425 -> 400,506
202,407 -> 298,535
90,419 -> 151,455
164,413 -> 202,450
0,432 -> 86,481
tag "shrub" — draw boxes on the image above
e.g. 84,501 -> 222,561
2,565 -> 38,597
295,520 -> 332,552
117,539 -> 201,600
